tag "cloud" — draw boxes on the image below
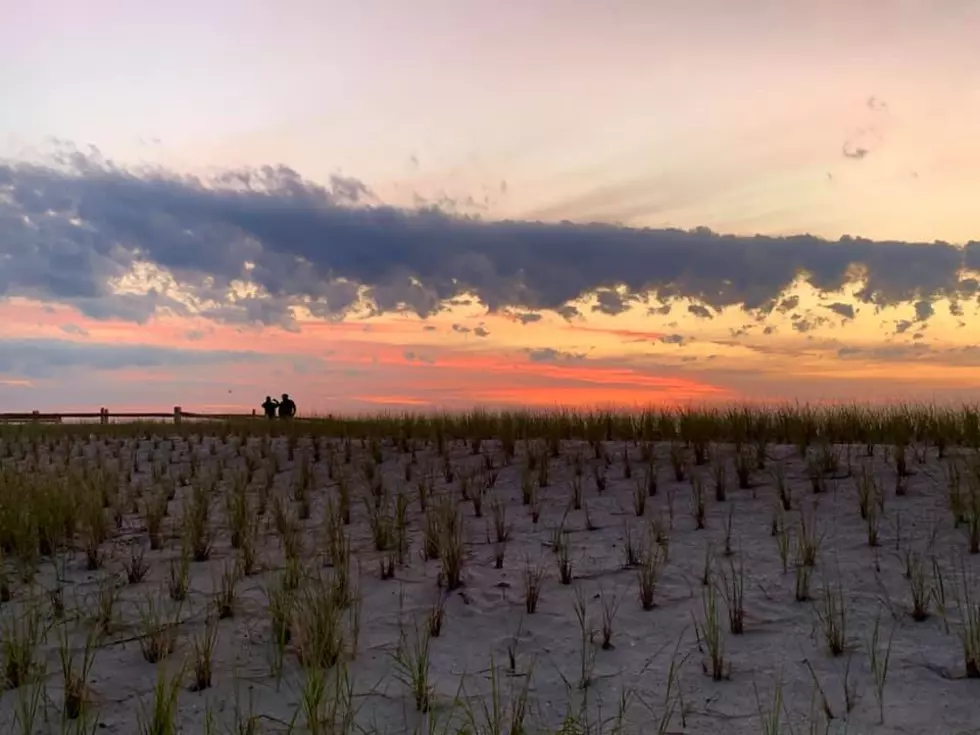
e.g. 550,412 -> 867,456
914,299 -> 934,321
0,378 -> 34,388
687,304 -> 714,319
403,350 -> 436,364
792,315 -> 828,333
842,143 -> 870,160
660,334 -> 686,344
2,151 -> 979,330
451,323 -> 471,333
0,337 -> 269,378
473,326 -> 490,337
59,323 -> 90,337
526,347 -> 586,363
777,295 -> 800,313
832,342 -> 980,364
515,312 -> 543,324
867,96 -> 888,112
592,289 -> 632,316
824,302 -> 855,319
842,100 -> 887,162
77,292 -> 188,324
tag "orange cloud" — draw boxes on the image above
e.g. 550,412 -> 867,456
565,324 -> 665,341
3,279 -> 977,414
352,394 -> 432,407
0,378 -> 34,388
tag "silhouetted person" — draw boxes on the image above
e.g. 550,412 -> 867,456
278,393 -> 296,419
261,396 -> 279,419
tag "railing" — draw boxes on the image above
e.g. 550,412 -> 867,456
0,407 -> 265,425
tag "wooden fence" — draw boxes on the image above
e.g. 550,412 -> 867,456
0,407 -> 265,425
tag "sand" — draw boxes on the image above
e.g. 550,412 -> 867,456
1,431 -> 979,734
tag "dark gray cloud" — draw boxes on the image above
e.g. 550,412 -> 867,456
688,304 -> 714,319
2,152 -> 979,329
556,305 -> 581,321
776,296 -> 799,313
660,334 -> 686,344
592,289 -> 632,315
515,312 -> 543,324
792,315 -> 829,333
914,300 -> 934,321
0,338 -> 269,378
824,302 -> 856,319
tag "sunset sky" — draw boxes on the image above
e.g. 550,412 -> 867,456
2,0 -> 979,414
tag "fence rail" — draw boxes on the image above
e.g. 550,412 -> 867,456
0,407 -> 266,424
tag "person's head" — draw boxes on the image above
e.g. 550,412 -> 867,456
265,396 -> 271,401
282,393 -> 289,400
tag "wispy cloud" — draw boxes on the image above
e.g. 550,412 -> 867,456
60,323 -> 90,337
0,378 -> 33,388
0,337 -> 272,379
842,143 -> 870,160
526,347 -> 587,363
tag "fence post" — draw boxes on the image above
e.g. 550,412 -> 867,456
31,410 -> 39,424
174,406 -> 182,425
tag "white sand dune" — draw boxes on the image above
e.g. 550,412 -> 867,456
0,428 -> 978,734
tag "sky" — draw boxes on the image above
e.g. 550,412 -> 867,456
1,0 -> 979,414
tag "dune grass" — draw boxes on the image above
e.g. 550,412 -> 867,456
0,401 -> 979,732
